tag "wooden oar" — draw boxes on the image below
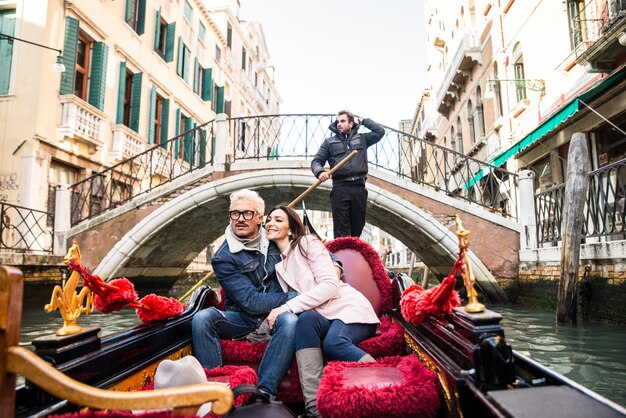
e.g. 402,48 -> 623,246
288,149 -> 358,208
178,270 -> 215,302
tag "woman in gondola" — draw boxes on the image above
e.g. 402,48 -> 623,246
264,205 -> 379,418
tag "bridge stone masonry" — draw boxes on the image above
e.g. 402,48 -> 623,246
58,158 -> 519,303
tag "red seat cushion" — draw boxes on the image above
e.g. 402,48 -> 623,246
317,355 -> 441,418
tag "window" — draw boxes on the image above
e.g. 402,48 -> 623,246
567,1 -> 584,49
198,22 -> 206,43
148,87 -> 168,146
467,101 -> 475,145
512,43 -> 526,102
475,87 -> 485,139
493,63 -> 503,117
193,59 -> 203,95
177,38 -> 191,83
178,112 -> 188,159
0,9 -> 16,95
155,15 -> 167,58
74,35 -> 91,100
60,17 -> 108,110
242,48 -> 247,70
47,160 -> 79,226
123,69 -> 133,126
215,46 -> 221,62
455,117 -> 463,154
116,62 -> 143,132
226,23 -> 232,48
183,0 -> 193,21
125,0 -> 146,35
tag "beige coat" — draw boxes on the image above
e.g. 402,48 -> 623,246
276,235 -> 379,325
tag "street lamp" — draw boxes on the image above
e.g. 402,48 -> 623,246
0,33 -> 66,73
484,78 -> 545,99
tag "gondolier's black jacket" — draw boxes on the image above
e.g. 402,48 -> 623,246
212,240 -> 298,321
311,118 -> 385,183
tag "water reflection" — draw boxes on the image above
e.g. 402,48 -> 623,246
496,304 -> 626,408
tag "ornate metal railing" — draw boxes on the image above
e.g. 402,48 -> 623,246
571,0 -> 626,52
535,157 -> 626,244
0,202 -> 54,253
69,114 -> 517,225
69,120 -> 215,225
229,114 -> 518,218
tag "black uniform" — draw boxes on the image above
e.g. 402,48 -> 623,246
311,118 -> 385,238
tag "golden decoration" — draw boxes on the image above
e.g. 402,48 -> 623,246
455,215 -> 486,313
44,241 -> 94,336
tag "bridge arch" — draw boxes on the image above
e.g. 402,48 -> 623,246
94,168 -> 511,301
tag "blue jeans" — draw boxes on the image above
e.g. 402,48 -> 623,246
192,307 -> 297,397
296,310 -> 378,361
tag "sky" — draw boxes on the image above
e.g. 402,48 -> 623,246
238,0 -> 427,129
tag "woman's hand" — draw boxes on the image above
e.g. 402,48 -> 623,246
267,306 -> 287,329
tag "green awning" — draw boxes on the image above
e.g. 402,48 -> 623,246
465,69 -> 626,189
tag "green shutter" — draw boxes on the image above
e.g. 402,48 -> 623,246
88,42 -> 108,110
160,98 -> 170,148
177,37 -> 183,77
137,0 -> 146,35
125,0 -> 133,21
0,10 -> 16,95
60,16 -> 79,95
193,57 -> 199,93
165,22 -> 175,62
116,61 -> 127,124
201,68 -> 212,101
153,9 -> 161,50
199,128 -> 207,168
148,86 -> 157,144
183,47 -> 190,83
174,108 -> 181,157
183,117 -> 193,163
129,72 -> 143,132
216,85 -> 224,114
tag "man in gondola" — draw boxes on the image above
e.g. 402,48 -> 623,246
311,110 -> 385,238
192,189 -> 297,400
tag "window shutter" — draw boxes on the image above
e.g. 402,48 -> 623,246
148,86 -> 157,144
130,72 -> 143,132
153,9 -> 161,50
183,46 -> 190,83
193,57 -> 199,93
165,22 -> 176,62
125,0 -> 133,21
199,128 -> 207,168
216,85 -> 225,114
177,37 -> 183,77
183,117 -> 193,164
116,61 -> 127,124
0,11 -> 16,95
201,68 -> 212,101
160,98 -> 170,148
60,16 -> 79,95
136,0 -> 146,35
88,42 -> 108,111
174,108 -> 181,157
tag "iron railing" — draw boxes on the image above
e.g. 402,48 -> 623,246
0,201 -> 54,253
69,114 -> 518,225
571,0 -> 626,52
535,157 -> 626,244
70,120 -> 215,225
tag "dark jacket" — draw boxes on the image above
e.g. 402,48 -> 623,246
311,118 -> 385,183
211,239 -> 297,321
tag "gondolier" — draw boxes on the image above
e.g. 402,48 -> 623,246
311,110 -> 384,238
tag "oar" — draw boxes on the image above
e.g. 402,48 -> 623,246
288,149 -> 358,208
181,150 -> 357,301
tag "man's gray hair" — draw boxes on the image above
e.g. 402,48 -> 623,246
230,189 -> 265,215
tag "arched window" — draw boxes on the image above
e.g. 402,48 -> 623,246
513,43 -> 527,102
493,62 -> 503,117
456,117 -> 464,154
467,100 -> 476,144
476,87 -> 485,139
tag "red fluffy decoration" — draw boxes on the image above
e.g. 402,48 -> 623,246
400,270 -> 461,326
93,278 -> 138,314
135,294 -> 185,323
317,355 -> 441,418
357,316 -> 405,358
325,237 -> 392,314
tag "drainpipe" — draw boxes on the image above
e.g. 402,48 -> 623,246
518,169 -> 537,250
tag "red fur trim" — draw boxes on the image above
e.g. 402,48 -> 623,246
136,294 -> 185,324
93,278 -> 138,314
204,365 -> 258,406
400,275 -> 461,326
317,354 -> 440,418
325,237 -> 392,313
221,339 -> 267,363
358,316 -> 405,358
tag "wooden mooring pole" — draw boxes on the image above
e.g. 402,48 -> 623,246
557,132 -> 589,325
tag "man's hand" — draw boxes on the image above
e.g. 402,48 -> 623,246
318,171 -> 330,182
267,306 -> 287,329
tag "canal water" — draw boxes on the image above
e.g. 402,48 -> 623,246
18,287 -> 626,408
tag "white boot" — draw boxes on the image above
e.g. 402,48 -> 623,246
296,348 -> 324,418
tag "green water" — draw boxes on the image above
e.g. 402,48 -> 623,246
18,289 -> 626,408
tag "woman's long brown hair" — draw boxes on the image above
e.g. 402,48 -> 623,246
266,204 -> 315,258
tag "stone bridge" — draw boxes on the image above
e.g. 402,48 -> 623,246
63,160 -> 519,303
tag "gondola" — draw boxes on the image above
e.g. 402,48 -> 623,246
2,217 -> 626,418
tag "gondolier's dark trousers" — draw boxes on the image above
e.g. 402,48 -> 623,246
330,178 -> 367,238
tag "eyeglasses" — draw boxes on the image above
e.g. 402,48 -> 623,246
229,210 -> 257,220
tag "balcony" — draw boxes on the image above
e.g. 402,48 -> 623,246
573,0 -> 626,71
435,31 -> 482,117
110,125 -> 145,163
57,95 -> 106,154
